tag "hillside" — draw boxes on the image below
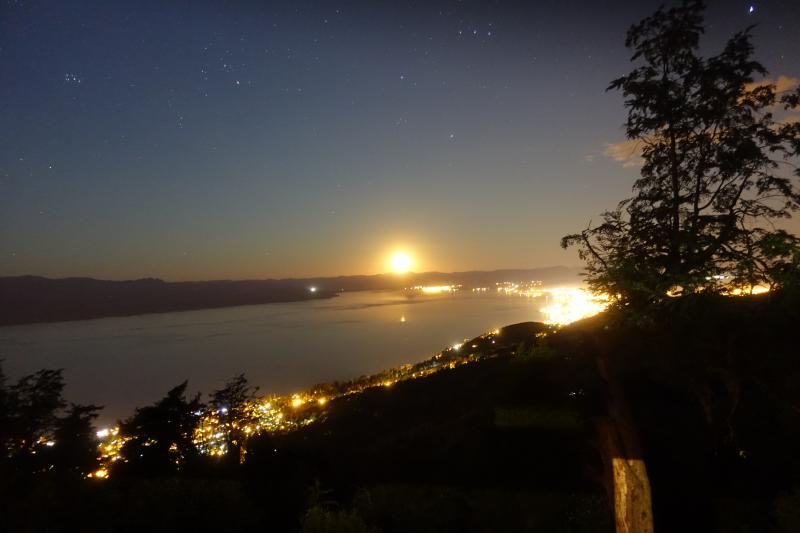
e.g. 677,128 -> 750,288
0,267 -> 580,326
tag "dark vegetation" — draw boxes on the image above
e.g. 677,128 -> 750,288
2,290 -> 799,531
553,291 -> 800,531
0,267 -> 579,326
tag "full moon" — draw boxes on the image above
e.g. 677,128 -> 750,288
390,252 -> 412,274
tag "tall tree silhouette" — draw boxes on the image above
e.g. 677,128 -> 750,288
2,367 -> 66,459
563,0 -> 800,305
0,362 -> 103,477
49,403 -> 103,477
119,381 -> 203,476
209,373 -> 259,464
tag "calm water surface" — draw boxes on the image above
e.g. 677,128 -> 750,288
0,290 -> 546,425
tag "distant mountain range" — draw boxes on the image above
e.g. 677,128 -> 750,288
0,267 -> 581,326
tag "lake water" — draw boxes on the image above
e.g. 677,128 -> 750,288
0,289 -> 548,425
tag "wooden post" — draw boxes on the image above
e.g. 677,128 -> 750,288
596,357 -> 655,533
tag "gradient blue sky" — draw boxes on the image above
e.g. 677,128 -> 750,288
2,0 -> 799,280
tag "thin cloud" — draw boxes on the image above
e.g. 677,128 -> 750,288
602,139 -> 643,168
600,76 -> 799,169
744,75 -> 800,94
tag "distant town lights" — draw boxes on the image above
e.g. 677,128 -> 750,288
539,288 -> 609,325
93,468 -> 109,479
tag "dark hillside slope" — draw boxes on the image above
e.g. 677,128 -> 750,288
546,292 -> 800,532
244,322 -> 613,532
0,276 -> 334,325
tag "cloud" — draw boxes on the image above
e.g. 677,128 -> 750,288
602,139 -> 643,168
600,77 -> 800,168
744,75 -> 800,94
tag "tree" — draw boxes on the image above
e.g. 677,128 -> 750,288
48,403 -> 103,477
209,373 -> 257,418
0,362 -> 10,456
3,368 -> 66,458
119,381 -> 203,475
559,2 -> 800,529
209,373 -> 259,463
0,362 -> 103,477
562,0 -> 800,306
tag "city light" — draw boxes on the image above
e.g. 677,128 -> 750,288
90,468 -> 108,479
726,285 -> 770,296
539,287 -> 609,325
414,285 -> 458,294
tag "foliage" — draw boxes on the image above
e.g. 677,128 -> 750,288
562,0 -> 800,306
299,506 -> 379,533
46,403 -> 103,477
0,362 -> 11,456
0,362 -> 102,478
563,291 -> 800,529
775,488 -> 800,533
209,373 -> 259,462
119,381 -> 203,475
731,229 -> 800,292
514,336 -> 556,361
6,368 -> 66,455
210,373 -> 258,415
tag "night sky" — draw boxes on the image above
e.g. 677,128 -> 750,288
2,1 -> 799,280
